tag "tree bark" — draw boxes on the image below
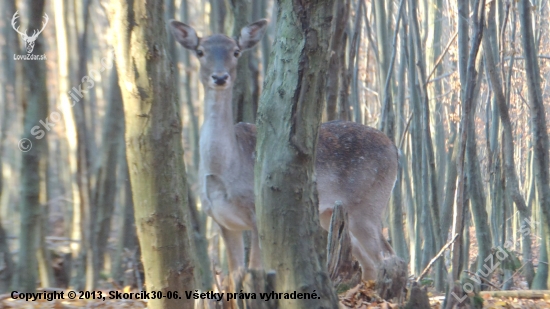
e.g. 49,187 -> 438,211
16,0 -> 49,292
110,1 -> 196,308
325,0 -> 349,121
255,0 -> 340,307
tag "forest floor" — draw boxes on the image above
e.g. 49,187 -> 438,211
2,285 -> 550,308
1,226 -> 546,308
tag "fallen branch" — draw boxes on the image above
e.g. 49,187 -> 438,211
479,290 -> 550,299
463,270 -> 499,289
416,234 -> 458,282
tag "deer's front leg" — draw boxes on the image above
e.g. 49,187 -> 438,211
220,227 -> 245,276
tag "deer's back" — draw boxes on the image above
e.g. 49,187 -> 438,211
235,120 -> 397,188
316,120 -> 397,189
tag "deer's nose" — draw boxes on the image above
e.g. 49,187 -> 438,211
212,73 -> 229,85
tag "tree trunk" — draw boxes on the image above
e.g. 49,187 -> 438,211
408,0 -> 444,289
483,0 -> 533,285
53,0 -> 86,290
466,53 -> 492,285
448,0 -> 485,305
89,67 -> 124,289
179,0 -> 211,291
230,0 -> 255,123
389,20 -> 408,261
0,0 -> 17,292
111,144 -> 137,284
325,0 -> 349,121
71,0 -> 94,291
16,0 -> 49,292
110,1 -> 196,308
519,0 -> 550,288
255,0 -> 340,307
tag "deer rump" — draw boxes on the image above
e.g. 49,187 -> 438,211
204,120 -> 398,280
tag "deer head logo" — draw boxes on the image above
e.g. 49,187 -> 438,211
11,11 -> 48,54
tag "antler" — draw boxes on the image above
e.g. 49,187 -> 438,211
29,13 -> 49,40
11,11 -> 28,37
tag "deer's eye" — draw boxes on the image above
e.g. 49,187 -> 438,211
196,50 -> 204,57
234,50 -> 241,58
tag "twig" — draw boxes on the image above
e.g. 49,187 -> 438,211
425,31 -> 458,84
463,270 -> 500,289
398,112 -> 413,150
417,233 -> 458,282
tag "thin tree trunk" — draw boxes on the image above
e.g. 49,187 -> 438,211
483,0 -> 533,285
89,67 -> 124,289
179,0 -> 200,180
0,0 -> 17,292
466,53 -> 492,285
16,0 -> 49,292
210,0 -> 226,34
179,0 -> 211,292
110,1 -> 196,308
519,0 -> 550,288
255,0 -> 339,307
230,0 -> 255,123
389,19 -> 408,261
325,0 -> 349,121
406,14 -> 423,275
408,0 -> 444,290
54,0 -> 86,290
447,0 -> 485,306
110,141 -> 136,284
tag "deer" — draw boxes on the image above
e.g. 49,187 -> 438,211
169,19 -> 398,282
11,11 -> 49,54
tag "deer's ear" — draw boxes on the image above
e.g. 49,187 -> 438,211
238,19 -> 268,50
169,20 -> 199,50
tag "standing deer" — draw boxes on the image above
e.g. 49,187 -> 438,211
169,19 -> 398,281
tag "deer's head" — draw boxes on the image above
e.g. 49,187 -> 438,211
12,11 -> 49,54
169,19 -> 267,90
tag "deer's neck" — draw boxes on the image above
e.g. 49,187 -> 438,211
200,87 -> 239,174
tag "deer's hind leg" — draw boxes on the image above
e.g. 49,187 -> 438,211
348,217 -> 384,281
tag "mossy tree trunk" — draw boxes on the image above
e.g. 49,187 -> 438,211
255,0 -> 340,308
110,1 -> 196,308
